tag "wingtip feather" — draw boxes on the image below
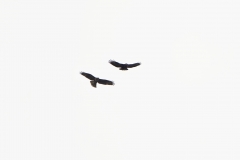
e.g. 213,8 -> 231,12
109,59 -> 114,63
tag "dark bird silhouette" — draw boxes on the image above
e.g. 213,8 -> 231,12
109,60 -> 141,70
80,72 -> 115,88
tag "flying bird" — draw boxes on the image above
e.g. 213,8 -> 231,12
80,72 -> 115,88
109,60 -> 141,70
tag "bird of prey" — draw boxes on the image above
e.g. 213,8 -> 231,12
109,60 -> 141,70
80,72 -> 115,88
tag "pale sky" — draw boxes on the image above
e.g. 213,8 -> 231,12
1,0 -> 240,159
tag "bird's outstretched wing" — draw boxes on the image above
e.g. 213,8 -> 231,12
80,72 -> 95,80
127,62 -> 141,68
98,79 -> 115,85
109,60 -> 122,68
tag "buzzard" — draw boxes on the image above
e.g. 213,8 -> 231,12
80,72 -> 115,88
109,60 -> 141,70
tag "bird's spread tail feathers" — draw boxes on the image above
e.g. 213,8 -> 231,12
120,67 -> 128,70
90,81 -> 97,88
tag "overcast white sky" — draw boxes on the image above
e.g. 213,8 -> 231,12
1,0 -> 240,159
